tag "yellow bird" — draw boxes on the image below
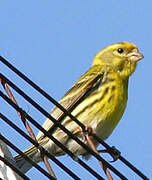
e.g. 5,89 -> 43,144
15,42 -> 143,173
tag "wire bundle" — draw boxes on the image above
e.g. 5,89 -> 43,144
0,56 -> 149,180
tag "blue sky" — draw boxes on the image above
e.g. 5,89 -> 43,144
0,1 -> 151,179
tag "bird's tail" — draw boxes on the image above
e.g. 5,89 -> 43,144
15,144 -> 39,173
15,156 -> 33,174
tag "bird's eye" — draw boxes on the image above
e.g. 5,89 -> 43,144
117,48 -> 124,54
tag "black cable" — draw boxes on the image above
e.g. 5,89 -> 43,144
119,156 -> 149,180
0,112 -> 104,180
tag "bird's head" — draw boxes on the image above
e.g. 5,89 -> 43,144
92,42 -> 143,78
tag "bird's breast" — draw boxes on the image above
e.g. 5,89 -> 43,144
64,71 -> 128,140
95,73 -> 128,139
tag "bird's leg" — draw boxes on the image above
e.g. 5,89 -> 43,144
73,127 -> 87,142
84,125 -> 113,180
43,155 -> 57,178
98,146 -> 121,162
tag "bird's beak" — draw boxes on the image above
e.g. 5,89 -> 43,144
127,48 -> 144,62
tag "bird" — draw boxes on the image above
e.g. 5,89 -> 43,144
15,42 -> 143,173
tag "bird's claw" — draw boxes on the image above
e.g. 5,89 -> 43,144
83,125 -> 93,136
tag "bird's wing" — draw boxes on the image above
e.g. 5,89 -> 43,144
37,65 -> 104,140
